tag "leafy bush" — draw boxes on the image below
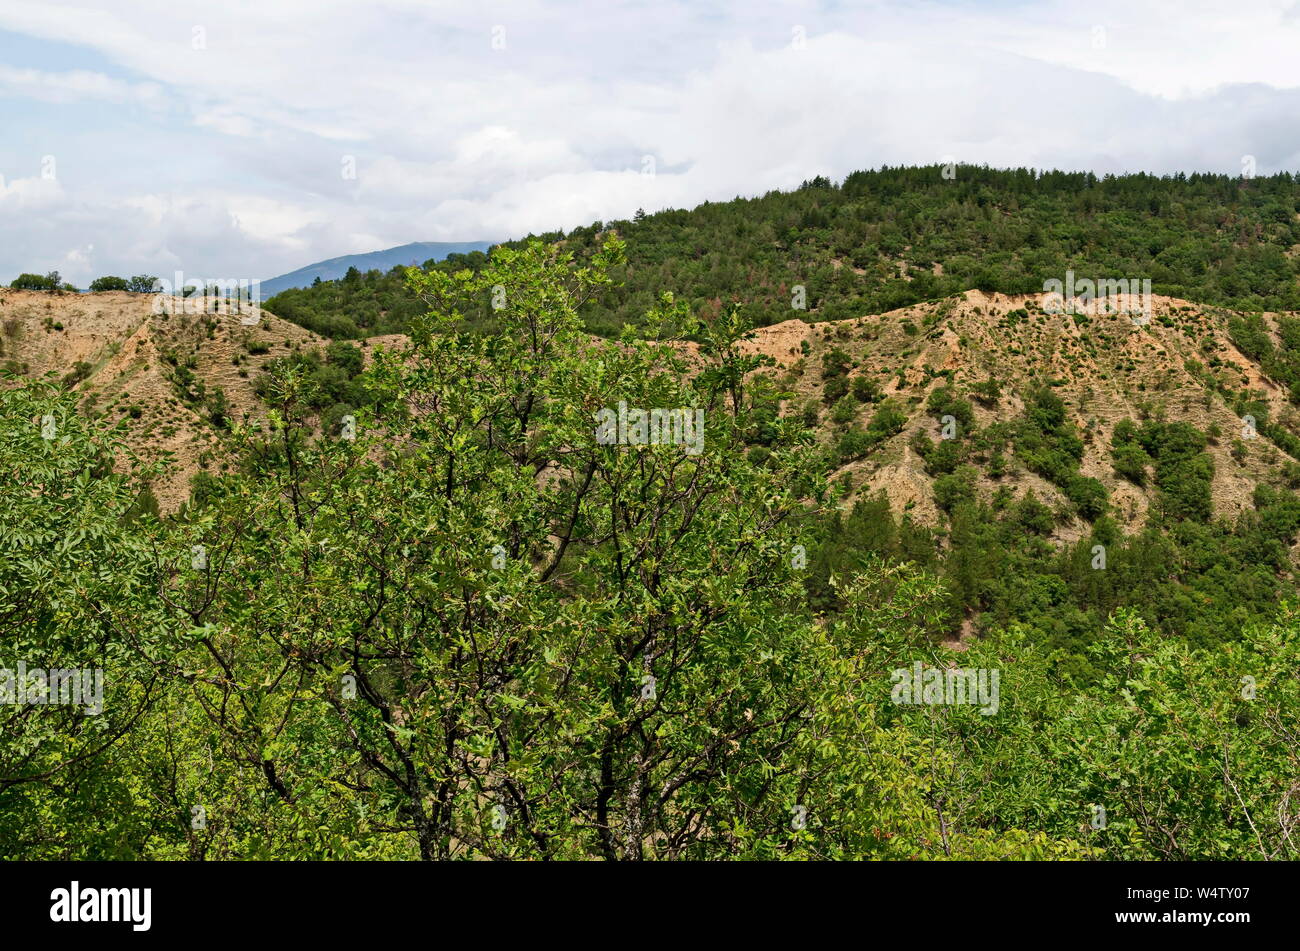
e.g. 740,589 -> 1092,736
851,374 -> 882,403
1064,475 -> 1108,521
822,374 -> 849,404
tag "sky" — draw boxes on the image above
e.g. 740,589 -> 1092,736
3,0 -> 1300,285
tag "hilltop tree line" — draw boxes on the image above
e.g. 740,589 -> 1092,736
264,165 -> 1300,338
7,273 -> 159,293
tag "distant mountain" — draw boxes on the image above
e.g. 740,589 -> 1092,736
260,241 -> 494,296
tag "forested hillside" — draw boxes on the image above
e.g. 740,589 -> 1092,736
267,165 -> 1300,337
707,287 -> 1300,679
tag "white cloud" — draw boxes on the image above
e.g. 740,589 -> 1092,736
0,65 -> 163,105
0,174 -> 66,209
979,0 -> 1300,99
1,1 -> 1299,285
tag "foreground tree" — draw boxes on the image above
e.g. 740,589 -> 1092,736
0,382 -> 172,857
140,238 -> 1033,859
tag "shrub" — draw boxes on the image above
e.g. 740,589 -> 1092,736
1065,475 -> 1108,521
851,374 -> 882,403
823,374 -> 850,404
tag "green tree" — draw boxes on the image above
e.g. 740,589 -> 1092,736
127,275 -> 160,293
134,240 -> 1017,859
0,382 -> 171,857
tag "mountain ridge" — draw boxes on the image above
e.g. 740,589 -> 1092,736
260,240 -> 495,296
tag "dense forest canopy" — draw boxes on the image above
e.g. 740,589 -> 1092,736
266,165 -> 1300,338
